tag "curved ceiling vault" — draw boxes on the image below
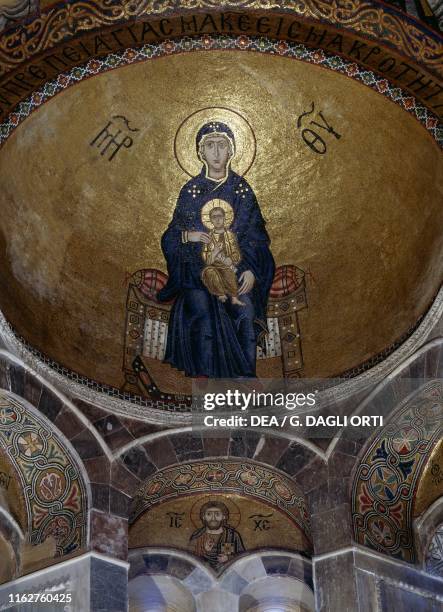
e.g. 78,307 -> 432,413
0,392 -> 88,573
0,1 -> 441,412
352,380 -> 443,563
129,460 -> 312,571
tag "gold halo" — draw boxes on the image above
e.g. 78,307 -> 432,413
190,495 -> 241,529
201,199 -> 234,230
174,106 -> 256,177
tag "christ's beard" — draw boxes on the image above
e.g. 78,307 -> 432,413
206,520 -> 222,530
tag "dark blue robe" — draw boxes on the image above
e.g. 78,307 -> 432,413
157,168 -> 275,377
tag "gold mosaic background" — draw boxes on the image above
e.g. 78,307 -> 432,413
0,51 -> 442,387
0,450 -> 26,532
414,438 -> 443,518
129,494 -> 310,553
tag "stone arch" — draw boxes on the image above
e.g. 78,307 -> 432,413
129,548 -> 215,588
220,550 -> 313,594
0,353 -> 131,560
327,337 -> 443,460
350,376 -> 443,563
0,505 -> 23,583
0,389 -> 90,573
424,520 -> 443,577
414,494 -> 443,575
128,548 -> 313,611
112,429 -> 325,501
127,458 -> 312,576
109,431 -> 326,562
129,574 -> 196,612
0,352 -> 111,462
129,548 -> 212,612
238,575 -> 315,612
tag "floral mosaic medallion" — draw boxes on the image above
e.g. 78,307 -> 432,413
0,394 -> 87,556
352,381 -> 443,563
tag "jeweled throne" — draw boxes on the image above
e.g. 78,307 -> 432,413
122,265 -> 307,399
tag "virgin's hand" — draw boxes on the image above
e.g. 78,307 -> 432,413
188,231 -> 210,244
238,270 -> 255,295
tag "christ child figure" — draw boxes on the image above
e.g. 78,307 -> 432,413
201,207 -> 245,306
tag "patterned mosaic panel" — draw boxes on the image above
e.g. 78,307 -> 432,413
426,522 -> 443,576
0,0 -> 441,80
130,460 -> 311,549
0,393 -> 88,557
352,380 -> 443,563
0,36 -> 441,151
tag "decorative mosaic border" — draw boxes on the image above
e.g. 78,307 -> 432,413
4,298 -> 429,396
0,35 -> 441,149
0,0 -> 442,79
337,311 -> 426,379
0,392 -> 88,557
352,380 -> 443,563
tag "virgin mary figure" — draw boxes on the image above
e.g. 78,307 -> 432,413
157,121 -> 275,377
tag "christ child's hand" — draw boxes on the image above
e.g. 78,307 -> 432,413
213,244 -> 224,260
208,243 -> 223,265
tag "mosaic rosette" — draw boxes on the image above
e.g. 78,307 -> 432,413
352,380 -> 443,562
0,403 -> 18,426
0,393 -> 88,557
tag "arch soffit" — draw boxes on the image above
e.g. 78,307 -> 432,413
0,389 -> 91,559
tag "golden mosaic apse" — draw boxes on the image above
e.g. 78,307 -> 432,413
129,460 -> 311,570
414,437 -> 443,518
129,494 -> 310,566
0,50 -> 442,394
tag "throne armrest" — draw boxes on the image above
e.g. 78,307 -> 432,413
129,269 -> 174,305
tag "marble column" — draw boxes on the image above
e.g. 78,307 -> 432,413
313,546 -> 443,612
0,552 -> 128,612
